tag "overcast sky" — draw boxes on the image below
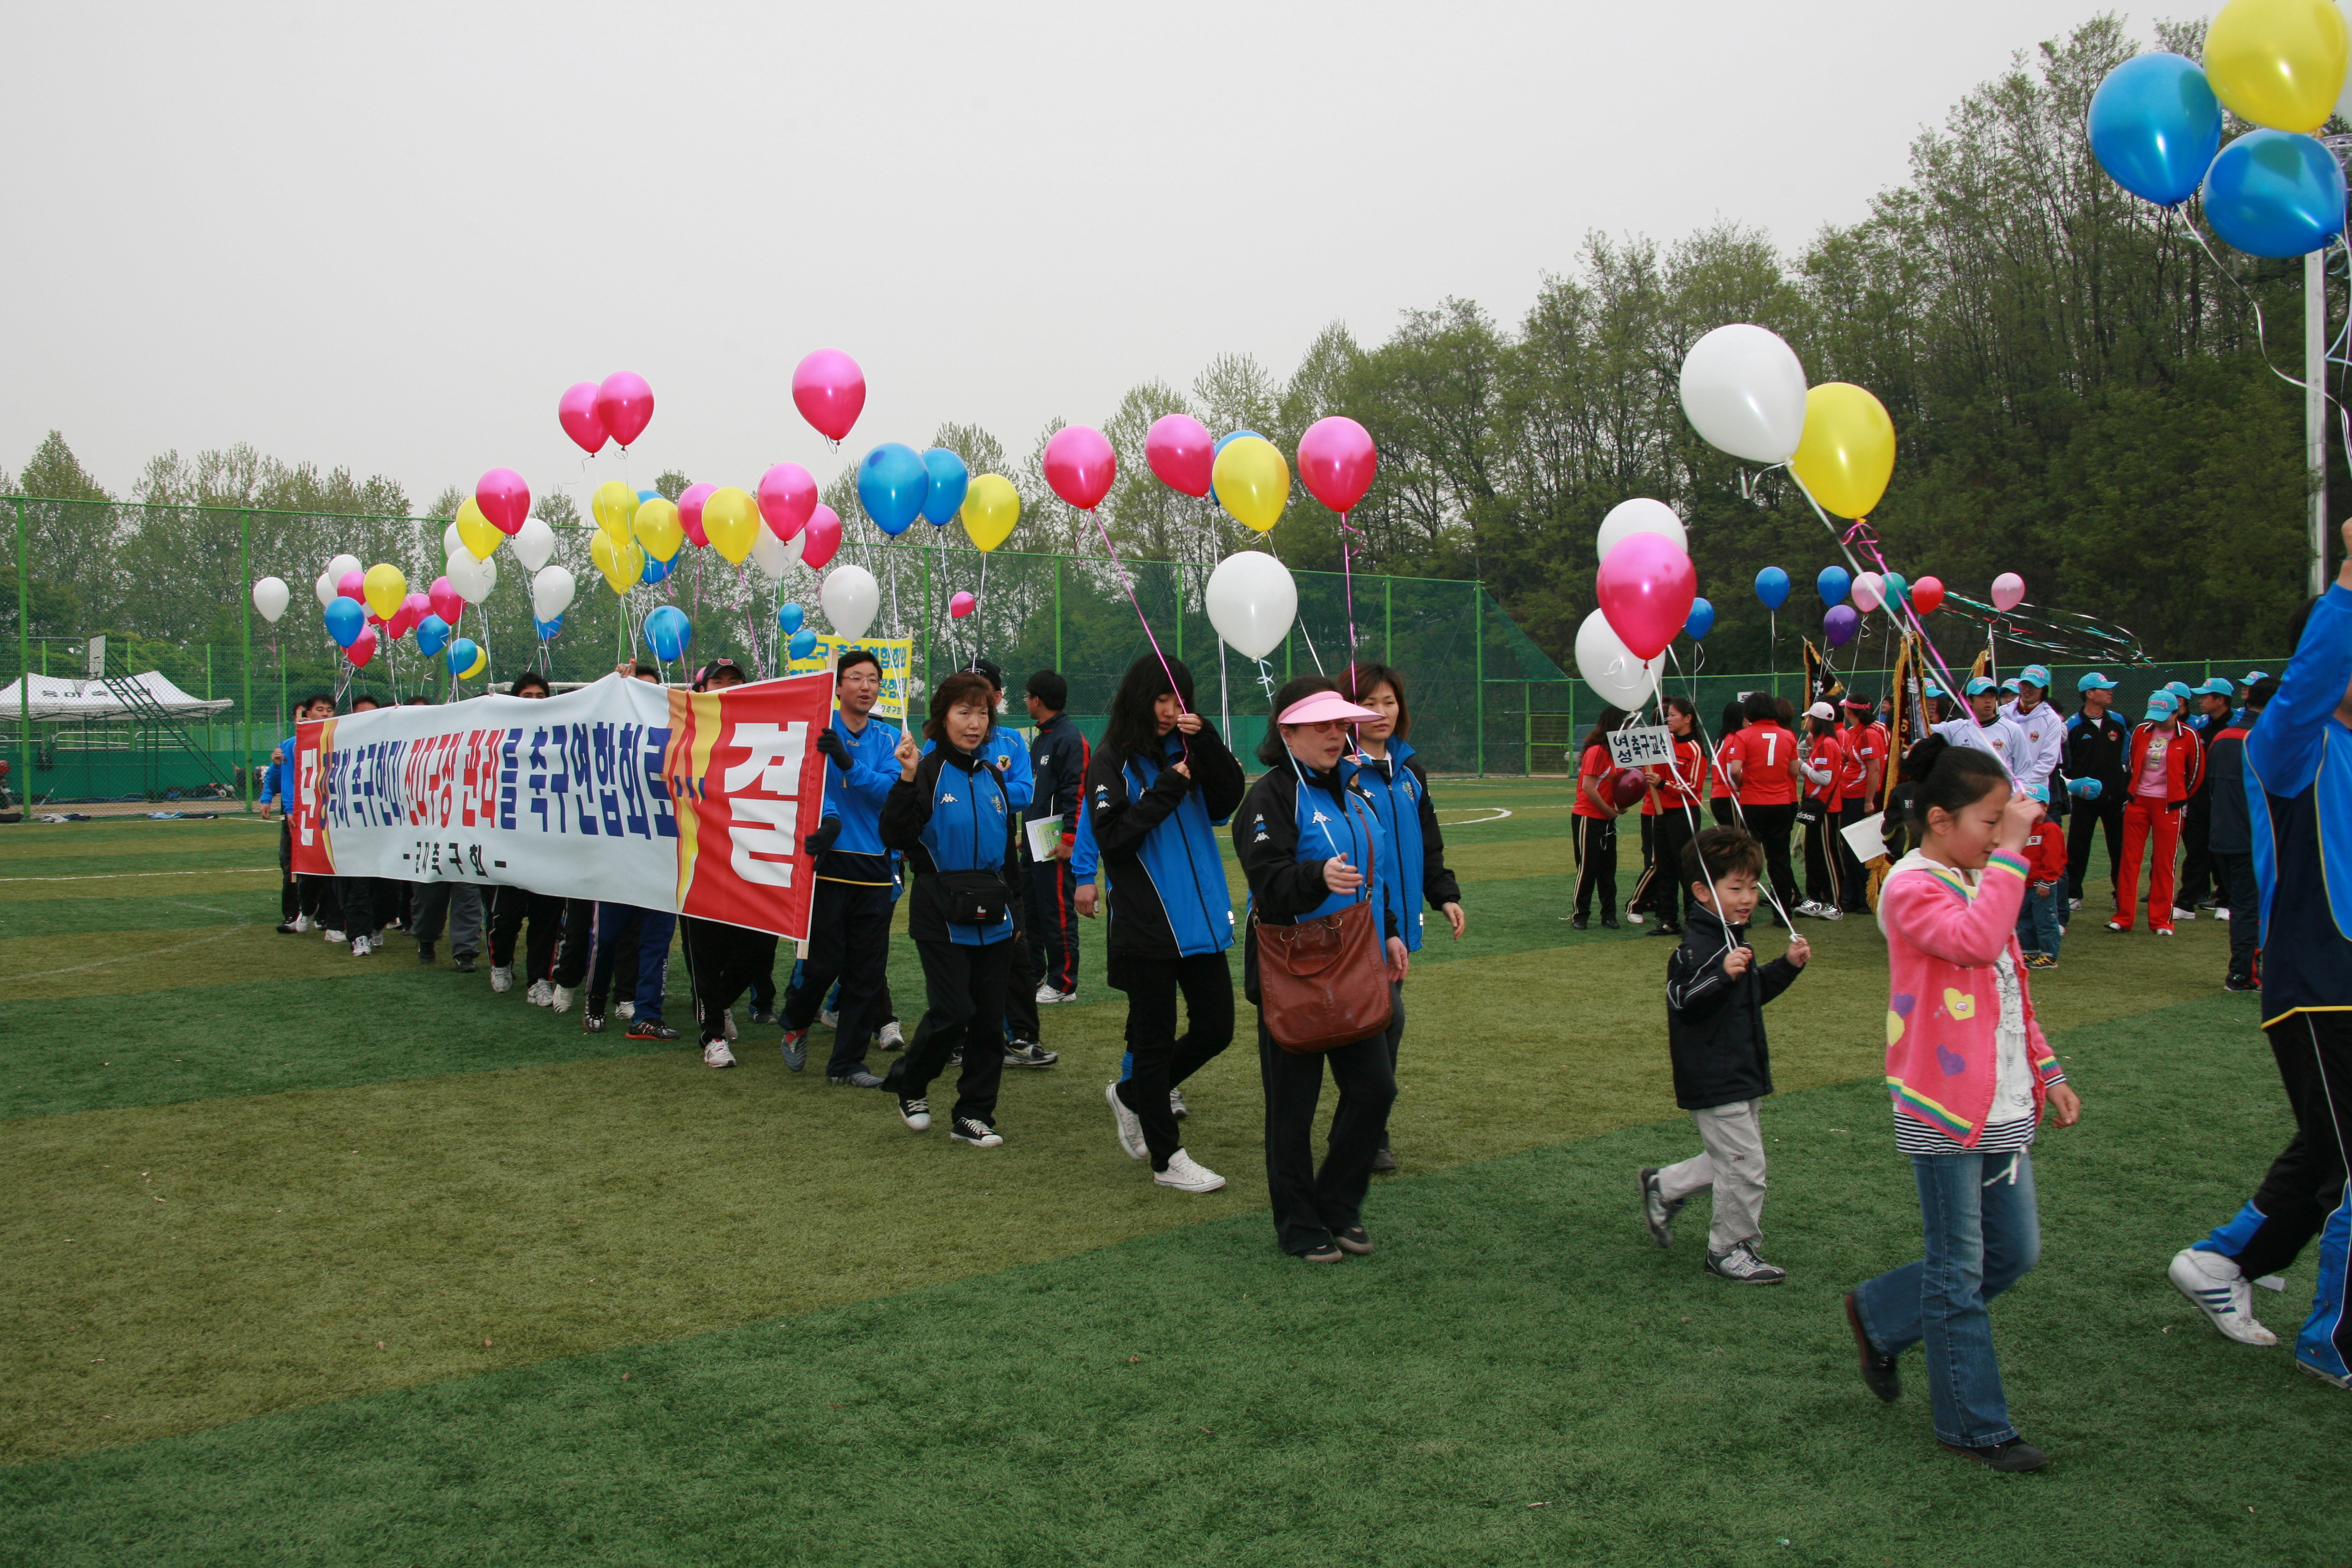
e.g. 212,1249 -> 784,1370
2,1 -> 2136,513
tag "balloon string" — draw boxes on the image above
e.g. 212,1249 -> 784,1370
1263,538 -> 1325,675
2171,205 -> 2321,397
1339,513 -> 1362,670
1082,507 -> 1193,755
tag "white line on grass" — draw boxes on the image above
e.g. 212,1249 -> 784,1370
0,868 -> 278,883
9,923 -> 256,980
1436,808 -> 1514,825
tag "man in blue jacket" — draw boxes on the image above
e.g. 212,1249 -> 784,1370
2171,520 -> 2352,1390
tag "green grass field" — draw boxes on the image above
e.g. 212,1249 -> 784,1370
3,783 -> 2347,1566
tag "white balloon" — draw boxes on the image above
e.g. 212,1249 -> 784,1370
442,522 -> 465,561
252,576 -> 290,624
1595,498 -> 1688,563
446,551 -> 495,605
512,517 -> 556,573
750,524 -> 803,583
531,565 -> 577,622
1574,608 -> 1661,710
313,570 -> 336,608
820,564 -> 880,641
1204,550 -> 1297,661
1679,323 -> 1808,464
325,552 -> 362,583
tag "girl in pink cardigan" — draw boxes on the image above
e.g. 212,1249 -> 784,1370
1843,739 -> 2083,1473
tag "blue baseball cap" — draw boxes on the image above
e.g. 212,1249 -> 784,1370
2077,671 -> 2118,692
2165,680 -> 2194,699
2243,670 -> 2269,684
2000,677 -> 2022,694
2026,781 -> 2050,804
2193,677 -> 2234,697
1924,682 -> 1947,699
1965,675 -> 1998,696
2145,691 -> 2179,717
2018,664 -> 2052,689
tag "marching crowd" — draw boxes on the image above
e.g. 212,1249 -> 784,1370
248,541 -> 2352,1473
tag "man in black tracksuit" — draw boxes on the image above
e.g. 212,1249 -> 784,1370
1023,670 -> 1088,1004
2061,673 -> 2131,908
2204,680 -> 2270,991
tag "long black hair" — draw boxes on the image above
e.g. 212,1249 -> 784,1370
1102,655 -> 1196,764
1256,674 -> 1340,766
1888,734 -> 2010,832
1576,705 -> 1630,760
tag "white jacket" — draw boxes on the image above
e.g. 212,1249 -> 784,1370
1998,698 -> 2064,795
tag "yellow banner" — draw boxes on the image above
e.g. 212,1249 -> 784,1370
786,635 -> 914,724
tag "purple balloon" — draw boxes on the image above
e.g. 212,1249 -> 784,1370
1825,604 -> 1860,648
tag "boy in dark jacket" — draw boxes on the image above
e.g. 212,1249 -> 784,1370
1640,827 -> 1810,1283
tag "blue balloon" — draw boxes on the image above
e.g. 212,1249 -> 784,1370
857,442 -> 929,535
2088,52 -> 2222,207
2204,129 -> 2348,258
324,596 -> 365,648
637,488 -> 661,503
1817,565 -> 1851,607
445,638 -> 478,676
415,613 -> 451,657
788,628 -> 817,661
1683,597 -> 1715,641
645,605 -> 693,661
1754,566 -> 1790,611
778,602 -> 804,634
640,550 -> 671,585
920,448 -> 971,527
534,615 -> 563,640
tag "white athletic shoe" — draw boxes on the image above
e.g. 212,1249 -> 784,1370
878,1020 -> 905,1051
490,965 -> 514,993
722,1007 -> 738,1042
550,984 -> 576,1014
322,928 -> 346,943
2215,907 -> 2232,922
2172,907 -> 2198,922
820,1006 -> 839,1029
526,979 -> 554,1007
1170,1086 -> 1188,1120
897,1096 -> 931,1132
1036,982 -> 1074,1005
1794,901 -> 1826,919
292,914 -> 314,933
2169,1248 -> 2279,1346
1107,1082 -> 1146,1160
1626,912 -> 1645,925
615,1000 -> 635,1019
1818,906 -> 1844,921
351,935 -> 374,957
703,1041 -> 738,1069
1154,1149 -> 1226,1194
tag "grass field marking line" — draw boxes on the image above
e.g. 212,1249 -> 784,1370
1436,808 -> 1514,826
9,923 -> 256,979
0,868 -> 279,883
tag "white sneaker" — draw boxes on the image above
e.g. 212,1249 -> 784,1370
878,1020 -> 905,1050
1107,1082 -> 1146,1160
1794,901 -> 1825,919
2173,907 -> 2197,922
1626,912 -> 1645,925
615,1000 -> 634,1019
526,979 -> 554,1007
950,1116 -> 1005,1147
351,935 -> 373,956
2215,907 -> 2232,922
1035,983 -> 1073,1005
703,1041 -> 738,1069
820,1006 -> 840,1029
897,1096 -> 932,1132
490,965 -> 514,993
322,928 -> 346,943
2069,897 -> 2083,911
1170,1086 -> 1188,1119
551,984 -> 576,1014
1154,1149 -> 1226,1194
292,914 -> 314,933
2169,1247 -> 2279,1346
1818,906 -> 1844,921
722,1008 -> 738,1042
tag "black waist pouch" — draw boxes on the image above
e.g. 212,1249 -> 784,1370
934,868 -> 1010,926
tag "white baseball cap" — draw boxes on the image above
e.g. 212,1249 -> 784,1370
1805,701 -> 1837,720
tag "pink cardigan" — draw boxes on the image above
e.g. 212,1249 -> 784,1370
1876,848 -> 2063,1147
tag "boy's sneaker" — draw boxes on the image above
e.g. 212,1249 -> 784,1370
322,928 -> 346,943
1170,1086 -> 1188,1119
1004,1041 -> 1058,1068
897,1096 -> 932,1132
551,985 -> 576,1014
703,1041 -> 737,1069
490,965 -> 513,993
2167,1247 -> 2279,1345
583,999 -> 608,1034
1844,1293 -> 1901,1403
1937,1438 -> 2048,1473
417,941 -> 436,965
879,1021 -> 906,1052
1107,1082 -> 1147,1160
352,935 -> 374,957
829,1068 -> 886,1089
2025,953 -> 2056,969
526,979 -> 554,1006
1625,912 -> 1645,925
1154,1150 -> 1225,1193
1818,905 -> 1844,921
780,1028 -> 809,1073
819,1006 -> 839,1030
1638,1167 -> 1684,1249
2215,907 -> 2232,922
292,914 -> 314,933
950,1116 -> 1004,1148
1795,900 -> 1825,918
626,1018 -> 678,1041
1705,1241 -> 1786,1284
615,1000 -> 635,1019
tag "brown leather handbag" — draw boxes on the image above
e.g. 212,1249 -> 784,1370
1254,828 -> 1394,1055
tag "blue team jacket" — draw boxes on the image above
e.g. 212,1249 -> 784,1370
1348,738 -> 1462,954
881,742 -> 1015,946
817,712 -> 903,882
1085,726 -> 1247,960
922,726 -> 1034,810
2246,583 -> 2352,1024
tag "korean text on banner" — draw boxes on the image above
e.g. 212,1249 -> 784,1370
288,671 -> 835,941
785,635 -> 913,723
1606,726 -> 1675,769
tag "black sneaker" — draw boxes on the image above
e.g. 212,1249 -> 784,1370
1003,1041 -> 1059,1068
626,1018 -> 680,1041
779,1028 -> 808,1073
947,1048 -> 963,1068
2224,976 -> 2259,993
1937,1437 -> 2048,1472
1845,1293 -> 1900,1403
1600,915 -> 1621,930
828,1068 -> 886,1088
949,1116 -> 1004,1147
583,999 -> 608,1034
749,1007 -> 778,1026
1334,1226 -> 1373,1255
1571,916 -> 1589,931
275,920 -> 300,935
453,954 -> 478,974
1650,922 -> 1680,937
1371,1146 -> 1398,1172
1638,1166 -> 1684,1248
417,941 -> 436,965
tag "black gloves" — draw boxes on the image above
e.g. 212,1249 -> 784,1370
804,817 -> 841,858
816,729 -> 850,766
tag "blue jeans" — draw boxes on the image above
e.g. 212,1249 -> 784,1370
2016,882 -> 2063,958
1852,1149 -> 2042,1448
590,902 -> 675,1020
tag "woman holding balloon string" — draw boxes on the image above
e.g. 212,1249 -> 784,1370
1571,707 -> 1636,930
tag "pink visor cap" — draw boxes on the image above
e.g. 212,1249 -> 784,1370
1277,690 -> 1383,726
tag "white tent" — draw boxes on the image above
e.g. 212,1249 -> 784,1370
0,671 -> 234,720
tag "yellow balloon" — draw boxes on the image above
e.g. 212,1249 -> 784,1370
702,486 -> 759,564
1790,382 -> 1896,519
454,496 -> 502,561
592,480 -> 640,540
634,496 -> 685,562
1212,436 -> 1289,534
361,562 -> 407,622
2207,0 -> 2349,132
591,528 -> 643,593
960,473 -> 1020,551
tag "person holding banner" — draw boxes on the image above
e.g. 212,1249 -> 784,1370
878,670 -> 1023,1147
1836,696 -> 1882,914
681,658 -> 778,1069
483,671 -> 558,1000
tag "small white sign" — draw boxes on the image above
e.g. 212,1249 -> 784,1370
86,636 -> 106,680
1024,815 -> 1061,864
1841,810 -> 1889,865
1606,726 -> 1674,769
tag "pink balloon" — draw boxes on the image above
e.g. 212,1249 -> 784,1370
346,624 -> 377,669
800,505 -> 842,571
1911,575 -> 1946,615
391,592 -> 428,640
1144,414 -> 1215,498
475,468 -> 530,535
1296,415 -> 1378,514
792,350 -> 866,443
679,482 -> 716,549
1990,572 -> 2026,612
596,372 -> 655,447
558,382 -> 608,454
428,576 -> 464,625
1851,571 -> 1886,613
1043,425 -> 1116,510
1594,534 -> 1698,662
949,590 -> 977,619
337,570 -> 365,600
758,463 -> 818,540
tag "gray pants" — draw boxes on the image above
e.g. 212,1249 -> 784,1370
411,881 -> 485,958
1657,1099 -> 1767,1253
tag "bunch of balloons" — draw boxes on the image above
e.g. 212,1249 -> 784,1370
2088,1 -> 2350,256
855,443 -> 974,538
1579,498 -> 1693,708
1680,324 -> 1896,521
559,373 -> 656,453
